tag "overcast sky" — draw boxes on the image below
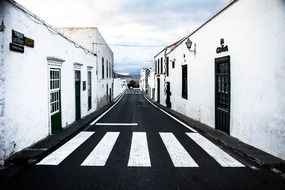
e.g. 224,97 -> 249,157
15,0 -> 228,75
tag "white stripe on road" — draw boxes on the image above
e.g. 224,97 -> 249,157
81,132 -> 120,166
128,132 -> 151,167
37,132 -> 94,165
89,93 -> 125,126
160,133 -> 198,167
186,133 -> 244,167
95,123 -> 138,126
144,97 -> 197,132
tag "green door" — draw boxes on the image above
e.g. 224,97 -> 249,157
50,69 -> 62,134
75,70 -> 81,120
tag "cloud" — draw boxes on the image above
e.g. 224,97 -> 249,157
15,0 -> 229,74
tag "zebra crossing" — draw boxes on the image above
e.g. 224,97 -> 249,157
125,89 -> 142,95
37,131 -> 245,168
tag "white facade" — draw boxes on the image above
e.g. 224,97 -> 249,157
57,27 -> 114,108
139,69 -> 146,92
154,51 -> 167,106
147,69 -> 155,100
0,0 -> 113,164
153,0 -> 285,159
140,68 -> 151,94
113,78 -> 127,98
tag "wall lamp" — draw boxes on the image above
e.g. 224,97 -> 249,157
185,38 -> 196,55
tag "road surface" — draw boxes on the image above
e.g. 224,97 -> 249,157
3,89 -> 285,190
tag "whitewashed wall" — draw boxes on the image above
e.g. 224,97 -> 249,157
139,69 -> 146,92
0,1 -> 7,165
0,1 -> 108,164
155,51 -> 166,106
113,78 -> 127,98
94,29 -> 114,108
56,27 -> 114,109
159,0 -> 285,159
147,69 -> 155,99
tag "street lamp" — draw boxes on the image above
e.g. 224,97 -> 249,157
185,38 -> 196,55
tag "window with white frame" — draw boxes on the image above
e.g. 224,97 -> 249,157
50,69 -> 61,114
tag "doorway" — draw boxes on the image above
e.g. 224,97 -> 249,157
49,68 -> 62,134
157,78 -> 160,103
166,82 -> 171,108
75,70 -> 81,120
215,56 -> 231,134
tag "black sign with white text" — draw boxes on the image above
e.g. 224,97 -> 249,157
12,30 -> 24,46
10,43 -> 24,53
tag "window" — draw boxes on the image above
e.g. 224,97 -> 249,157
182,65 -> 188,99
109,62 -> 112,78
102,57 -> 104,79
160,57 -> 163,73
106,60 -> 109,78
87,71 -> 92,110
50,69 -> 61,114
155,61 -> 157,73
166,57 -> 169,76
172,60 -> 175,68
157,59 -> 160,74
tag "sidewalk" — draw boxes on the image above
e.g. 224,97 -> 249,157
145,96 -> 285,174
0,93 -> 124,187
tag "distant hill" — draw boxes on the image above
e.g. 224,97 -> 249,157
113,72 -> 130,78
114,72 -> 140,79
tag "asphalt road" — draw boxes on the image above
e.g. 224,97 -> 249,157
3,89 -> 285,190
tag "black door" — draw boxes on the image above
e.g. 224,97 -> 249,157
215,56 -> 230,134
157,78 -> 160,103
75,70 -> 81,120
166,82 -> 171,108
109,88 -> 112,102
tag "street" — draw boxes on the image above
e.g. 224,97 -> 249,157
3,89 -> 285,190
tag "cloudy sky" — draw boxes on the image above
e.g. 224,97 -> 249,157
15,0 -> 228,75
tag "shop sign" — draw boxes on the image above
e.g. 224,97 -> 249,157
24,37 -> 34,48
216,38 -> 228,54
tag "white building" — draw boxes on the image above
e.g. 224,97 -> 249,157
153,0 -> 285,160
147,68 -> 155,100
113,78 -> 127,98
57,27 -> 114,108
0,0 -> 113,164
139,68 -> 150,94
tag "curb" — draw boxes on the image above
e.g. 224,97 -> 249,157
0,92 -> 125,187
145,96 -> 285,173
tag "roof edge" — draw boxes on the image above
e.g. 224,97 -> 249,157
156,0 -> 239,57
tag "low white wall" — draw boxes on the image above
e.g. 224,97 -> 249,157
161,0 -> 285,159
113,78 -> 127,98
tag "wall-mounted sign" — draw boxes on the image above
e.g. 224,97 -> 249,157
12,30 -> 24,46
216,38 -> 228,54
10,43 -> 24,53
24,37 -> 34,48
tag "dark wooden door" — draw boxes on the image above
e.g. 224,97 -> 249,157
75,70 -> 81,120
50,69 -> 62,134
157,78 -> 160,103
166,82 -> 171,108
215,56 -> 231,134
